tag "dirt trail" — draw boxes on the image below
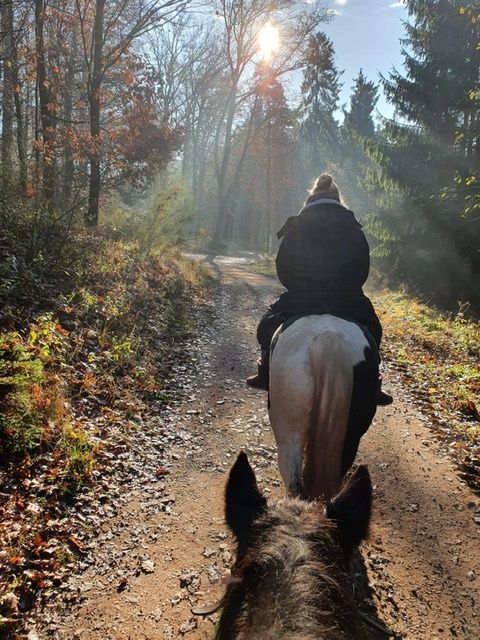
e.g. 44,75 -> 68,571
39,264 -> 479,640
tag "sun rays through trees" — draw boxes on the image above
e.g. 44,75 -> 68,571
0,0 -> 478,302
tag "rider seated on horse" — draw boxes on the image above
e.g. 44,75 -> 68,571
247,173 -> 393,406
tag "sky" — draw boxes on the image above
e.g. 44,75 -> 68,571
323,0 -> 409,121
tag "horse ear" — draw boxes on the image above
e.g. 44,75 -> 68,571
225,452 -> 267,544
326,465 -> 372,554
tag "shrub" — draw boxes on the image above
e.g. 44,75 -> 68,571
0,315 -> 68,456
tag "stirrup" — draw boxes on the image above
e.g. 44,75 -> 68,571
246,373 -> 268,390
377,390 -> 393,406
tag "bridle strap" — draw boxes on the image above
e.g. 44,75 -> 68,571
191,599 -> 224,616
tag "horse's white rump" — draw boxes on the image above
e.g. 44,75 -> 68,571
268,315 -> 370,500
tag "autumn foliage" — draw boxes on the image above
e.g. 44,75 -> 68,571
1,0 -> 184,225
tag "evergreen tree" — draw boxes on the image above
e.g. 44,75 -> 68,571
343,69 -> 378,139
365,0 -> 480,304
300,32 -> 342,178
340,69 -> 378,214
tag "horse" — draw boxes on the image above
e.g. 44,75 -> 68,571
268,314 -> 378,500
215,452 -> 372,640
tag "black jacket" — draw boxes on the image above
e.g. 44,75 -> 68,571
275,196 -> 370,293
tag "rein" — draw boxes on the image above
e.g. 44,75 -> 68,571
191,600 -> 224,616
191,575 -> 242,617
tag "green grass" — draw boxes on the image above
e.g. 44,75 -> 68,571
245,256 -> 276,278
0,241 -> 213,485
371,289 -> 480,441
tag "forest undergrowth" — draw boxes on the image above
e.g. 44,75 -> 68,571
0,223 -> 214,635
372,291 -> 480,493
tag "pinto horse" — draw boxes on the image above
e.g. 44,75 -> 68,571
216,452 -> 372,640
268,314 -> 378,500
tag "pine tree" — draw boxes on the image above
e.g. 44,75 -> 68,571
343,69 -> 378,139
300,32 -> 342,177
366,0 -> 480,303
340,70 -> 378,213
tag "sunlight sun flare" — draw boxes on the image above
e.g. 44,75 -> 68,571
258,24 -> 280,61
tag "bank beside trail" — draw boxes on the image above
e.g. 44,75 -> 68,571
0,238 -> 214,638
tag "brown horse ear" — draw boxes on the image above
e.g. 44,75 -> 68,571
225,452 -> 267,545
326,465 -> 372,554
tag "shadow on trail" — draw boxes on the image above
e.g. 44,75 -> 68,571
352,550 -> 402,639
371,438 -> 473,583
360,422 -> 479,638
188,259 -> 475,636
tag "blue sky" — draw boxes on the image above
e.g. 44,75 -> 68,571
323,0 -> 409,120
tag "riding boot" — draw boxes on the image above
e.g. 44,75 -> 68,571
246,350 -> 269,391
377,376 -> 393,406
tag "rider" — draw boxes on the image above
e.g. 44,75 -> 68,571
246,173 -> 393,406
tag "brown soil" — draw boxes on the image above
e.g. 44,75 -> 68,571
37,264 -> 479,640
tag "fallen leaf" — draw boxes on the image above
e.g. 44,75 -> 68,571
141,559 -> 155,574
67,535 -> 87,553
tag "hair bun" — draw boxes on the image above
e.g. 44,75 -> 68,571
316,174 -> 333,190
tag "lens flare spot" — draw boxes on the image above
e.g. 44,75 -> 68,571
258,24 -> 279,61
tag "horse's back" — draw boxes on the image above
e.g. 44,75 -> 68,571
269,314 -> 377,499
271,314 -> 370,367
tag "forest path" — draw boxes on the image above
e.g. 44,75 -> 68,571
43,264 -> 479,640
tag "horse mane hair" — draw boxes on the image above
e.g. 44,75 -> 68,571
215,497 -> 366,640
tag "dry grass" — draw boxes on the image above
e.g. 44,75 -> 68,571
0,239 -> 214,487
372,289 -> 480,443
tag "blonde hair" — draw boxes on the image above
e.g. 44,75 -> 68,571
310,173 -> 340,200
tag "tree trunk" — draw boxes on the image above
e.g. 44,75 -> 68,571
191,96 -> 213,232
34,58 -> 40,203
211,84 -> 238,249
1,0 -> 14,190
11,17 -> 27,195
193,113 -> 211,232
213,187 -> 228,248
265,115 -> 273,252
24,79 -> 32,185
63,29 -> 77,207
35,0 -> 56,207
86,0 -> 105,227
13,72 -> 27,194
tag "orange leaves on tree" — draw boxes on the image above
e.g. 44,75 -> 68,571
25,183 -> 36,198
123,68 -> 135,87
